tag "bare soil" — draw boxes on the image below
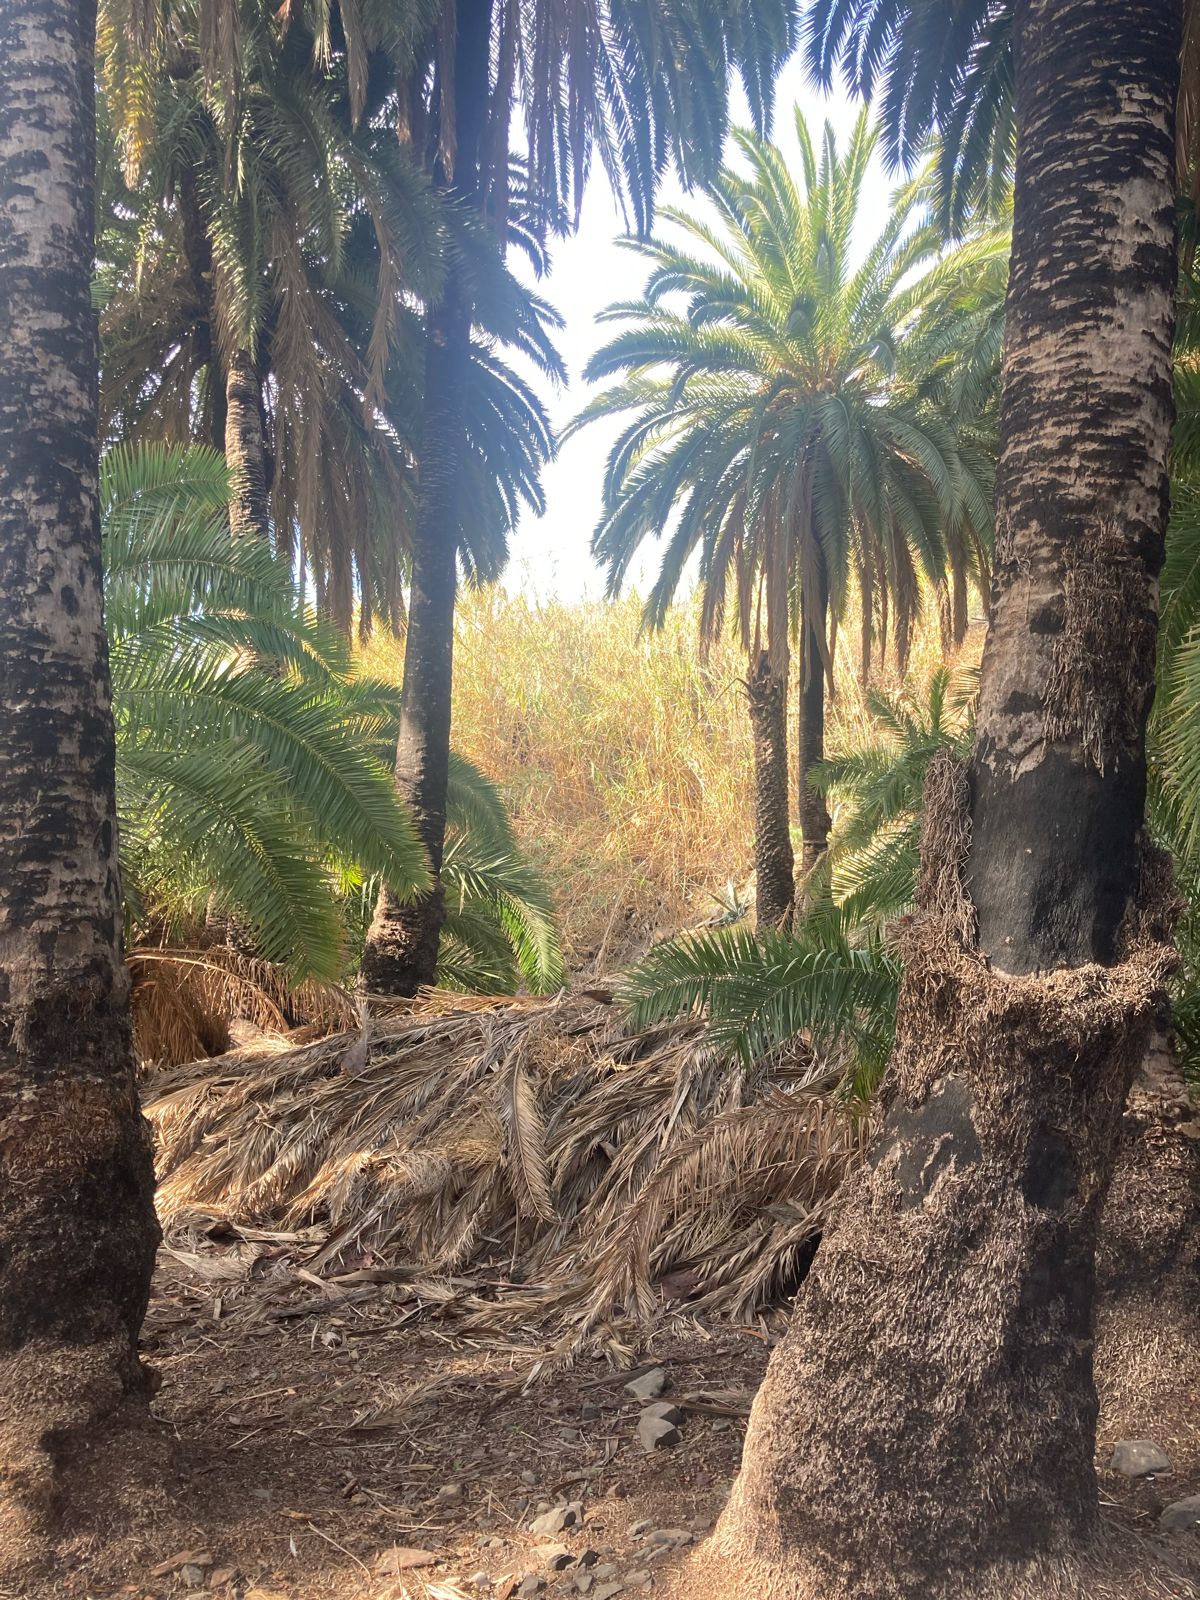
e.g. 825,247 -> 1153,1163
29,1234 -> 1200,1600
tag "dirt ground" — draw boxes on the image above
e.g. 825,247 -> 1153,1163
35,1227 -> 1200,1600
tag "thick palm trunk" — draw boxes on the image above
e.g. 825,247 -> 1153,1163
0,0 -> 159,1568
360,0 -> 489,997
747,653 -> 794,929
797,556 -> 831,876
699,5 -> 1180,1598
224,347 -> 270,541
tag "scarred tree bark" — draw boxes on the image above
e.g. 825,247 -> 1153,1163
693,4 -> 1182,1597
360,0 -> 490,997
747,653 -> 795,929
0,0 -> 159,1570
224,346 -> 270,542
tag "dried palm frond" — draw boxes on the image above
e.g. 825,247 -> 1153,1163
146,993 -> 867,1340
130,946 -> 358,1067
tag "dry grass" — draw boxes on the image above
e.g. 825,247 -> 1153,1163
146,993 -> 868,1357
363,587 -> 956,979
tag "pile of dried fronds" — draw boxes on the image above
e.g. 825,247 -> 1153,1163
130,946 -> 358,1066
147,992 -> 867,1339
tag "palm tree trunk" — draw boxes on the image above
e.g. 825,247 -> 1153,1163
177,164 -> 225,449
797,554 -> 831,876
225,347 -> 270,541
747,653 -> 794,930
360,0 -> 490,997
702,4 -> 1180,1597
0,0 -> 159,1564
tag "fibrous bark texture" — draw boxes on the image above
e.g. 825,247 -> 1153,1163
747,654 -> 794,930
698,3 -> 1182,1596
360,0 -> 490,998
224,346 -> 270,542
0,0 -> 159,1571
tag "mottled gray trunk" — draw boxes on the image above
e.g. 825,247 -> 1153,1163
0,0 -> 159,1569
224,346 -> 270,542
747,653 -> 794,930
359,0 -> 490,997
700,4 -> 1181,1597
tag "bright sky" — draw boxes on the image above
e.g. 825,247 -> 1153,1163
504,50 -> 890,604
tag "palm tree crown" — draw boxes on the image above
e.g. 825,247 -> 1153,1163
577,107 -> 991,680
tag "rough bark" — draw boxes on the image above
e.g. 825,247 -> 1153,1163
177,165 -> 225,449
224,347 -> 270,542
0,0 -> 160,1570
747,653 -> 794,930
797,555 -> 831,876
360,0 -> 490,997
696,5 -> 1182,1597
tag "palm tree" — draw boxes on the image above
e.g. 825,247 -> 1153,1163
699,4 -> 1183,1595
96,0 -> 558,632
104,444 -> 564,999
358,0 -> 800,996
575,108 -> 990,914
0,0 -> 159,1555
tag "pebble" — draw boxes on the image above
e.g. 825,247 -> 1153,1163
689,1515 -> 713,1533
576,1549 -> 601,1568
471,1574 -> 491,1591
646,1529 -> 693,1549
180,1568 -> 206,1589
593,1586 -> 624,1600
522,1469 -> 539,1487
580,1404 -> 602,1421
530,1509 -> 569,1537
593,1563 -> 618,1580
624,1368 -> 667,1402
518,1577 -> 544,1597
628,1520 -> 653,1538
640,1401 -> 684,1427
636,1414 -> 680,1453
1161,1495 -> 1200,1534
574,1577 -> 593,1596
1111,1439 -> 1172,1477
438,1483 -> 464,1504
624,1572 -> 651,1589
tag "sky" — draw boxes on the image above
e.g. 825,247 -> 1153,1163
502,51 -> 890,604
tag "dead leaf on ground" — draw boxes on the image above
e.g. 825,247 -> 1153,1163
374,1545 -> 440,1575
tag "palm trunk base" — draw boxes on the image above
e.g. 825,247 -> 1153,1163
360,882 -> 446,998
0,1000 -> 158,1578
689,755 -> 1175,1600
747,655 -> 794,930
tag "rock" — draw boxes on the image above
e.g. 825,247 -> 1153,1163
1111,1439 -> 1172,1477
558,1426 -> 582,1443
207,1570 -> 238,1591
624,1368 -> 667,1403
1161,1495 -> 1200,1534
689,1515 -> 712,1533
576,1549 -> 601,1567
438,1483 -> 465,1505
521,1469 -> 539,1487
471,1574 -> 492,1591
593,1585 -> 624,1600
628,1520 -> 653,1538
645,1529 -> 692,1549
640,1401 -> 683,1427
636,1414 -> 680,1453
180,1567 -> 207,1589
624,1573 -> 650,1589
530,1509 -> 569,1537
574,1576 -> 593,1596
594,1563 -> 618,1580
580,1404 -> 601,1421
480,1535 -> 505,1549
541,1545 -> 573,1572
375,1547 -> 439,1575
149,1552 -> 213,1580
518,1577 -> 544,1597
